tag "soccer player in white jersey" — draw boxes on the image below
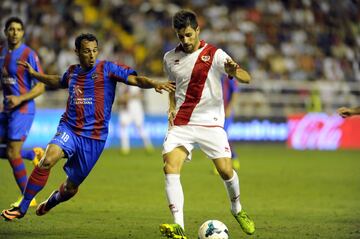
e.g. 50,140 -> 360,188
117,85 -> 153,154
159,9 -> 255,239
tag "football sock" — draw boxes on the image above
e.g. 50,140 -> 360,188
223,170 -> 242,215
19,166 -> 50,214
8,157 -> 28,193
46,183 -> 78,210
120,126 -> 130,152
165,174 -> 184,229
138,126 -> 152,148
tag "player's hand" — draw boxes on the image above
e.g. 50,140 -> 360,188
154,81 -> 175,94
17,60 -> 35,76
5,95 -> 23,109
168,110 -> 176,126
337,107 -> 353,118
224,58 -> 239,77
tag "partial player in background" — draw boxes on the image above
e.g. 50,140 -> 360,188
0,17 -> 45,208
214,75 -> 240,174
159,10 -> 255,239
117,84 -> 153,155
1,33 -> 175,221
337,106 -> 360,118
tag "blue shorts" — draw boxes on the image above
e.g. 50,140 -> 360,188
50,122 -> 106,186
0,111 -> 34,141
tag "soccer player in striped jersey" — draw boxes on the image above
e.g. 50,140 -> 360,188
1,33 -> 175,221
0,17 -> 45,208
159,10 -> 255,238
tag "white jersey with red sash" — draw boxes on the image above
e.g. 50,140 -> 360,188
163,40 -> 232,127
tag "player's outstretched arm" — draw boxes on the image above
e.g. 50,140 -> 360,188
17,61 -> 61,88
126,75 -> 175,94
224,58 -> 251,84
337,106 -> 360,118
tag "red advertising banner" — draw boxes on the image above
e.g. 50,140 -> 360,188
287,113 -> 360,150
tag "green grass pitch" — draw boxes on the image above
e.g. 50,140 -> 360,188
0,144 -> 359,238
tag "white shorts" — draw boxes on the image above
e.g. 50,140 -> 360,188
162,125 -> 232,160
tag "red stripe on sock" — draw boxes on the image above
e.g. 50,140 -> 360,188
28,167 -> 50,186
9,157 -> 24,167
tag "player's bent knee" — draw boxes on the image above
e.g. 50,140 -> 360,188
163,162 -> 181,174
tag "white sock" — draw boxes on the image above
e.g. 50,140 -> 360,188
165,174 -> 184,229
223,170 -> 242,215
120,126 -> 130,152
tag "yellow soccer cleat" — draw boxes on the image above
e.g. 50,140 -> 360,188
10,196 -> 37,208
159,223 -> 187,239
232,158 -> 240,171
32,147 -> 45,166
233,210 -> 255,235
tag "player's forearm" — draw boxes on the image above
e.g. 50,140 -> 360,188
168,91 -> 176,112
233,68 -> 251,84
351,107 -> 360,115
129,76 -> 159,89
30,71 -> 61,88
18,82 -> 45,102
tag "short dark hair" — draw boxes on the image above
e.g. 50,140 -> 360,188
75,33 -> 98,50
172,9 -> 198,30
4,17 -> 25,31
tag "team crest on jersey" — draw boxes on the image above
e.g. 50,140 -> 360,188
201,55 -> 211,62
74,85 -> 83,97
91,73 -> 98,80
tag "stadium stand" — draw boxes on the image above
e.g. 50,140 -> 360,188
1,0 -> 359,117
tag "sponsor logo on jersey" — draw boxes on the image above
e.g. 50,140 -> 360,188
71,85 -> 93,105
174,59 -> 180,65
1,67 -> 16,84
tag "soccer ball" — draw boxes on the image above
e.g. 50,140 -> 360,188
198,220 -> 229,239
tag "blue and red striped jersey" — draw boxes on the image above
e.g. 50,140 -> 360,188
59,60 -> 137,141
222,75 -> 239,110
0,43 -> 43,113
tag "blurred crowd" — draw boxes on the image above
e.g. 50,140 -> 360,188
1,0 -> 359,82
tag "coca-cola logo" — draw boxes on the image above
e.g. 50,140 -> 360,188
288,113 -> 344,150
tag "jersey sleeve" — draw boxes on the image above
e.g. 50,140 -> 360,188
28,51 -> 43,84
59,65 -> 76,89
213,49 -> 232,76
106,61 -> 137,84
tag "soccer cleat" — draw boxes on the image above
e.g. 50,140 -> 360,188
10,196 -> 37,208
1,207 -> 24,221
233,210 -> 255,235
36,190 -> 58,216
159,223 -> 187,239
232,158 -> 240,171
213,166 -> 219,175
32,147 -> 45,166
